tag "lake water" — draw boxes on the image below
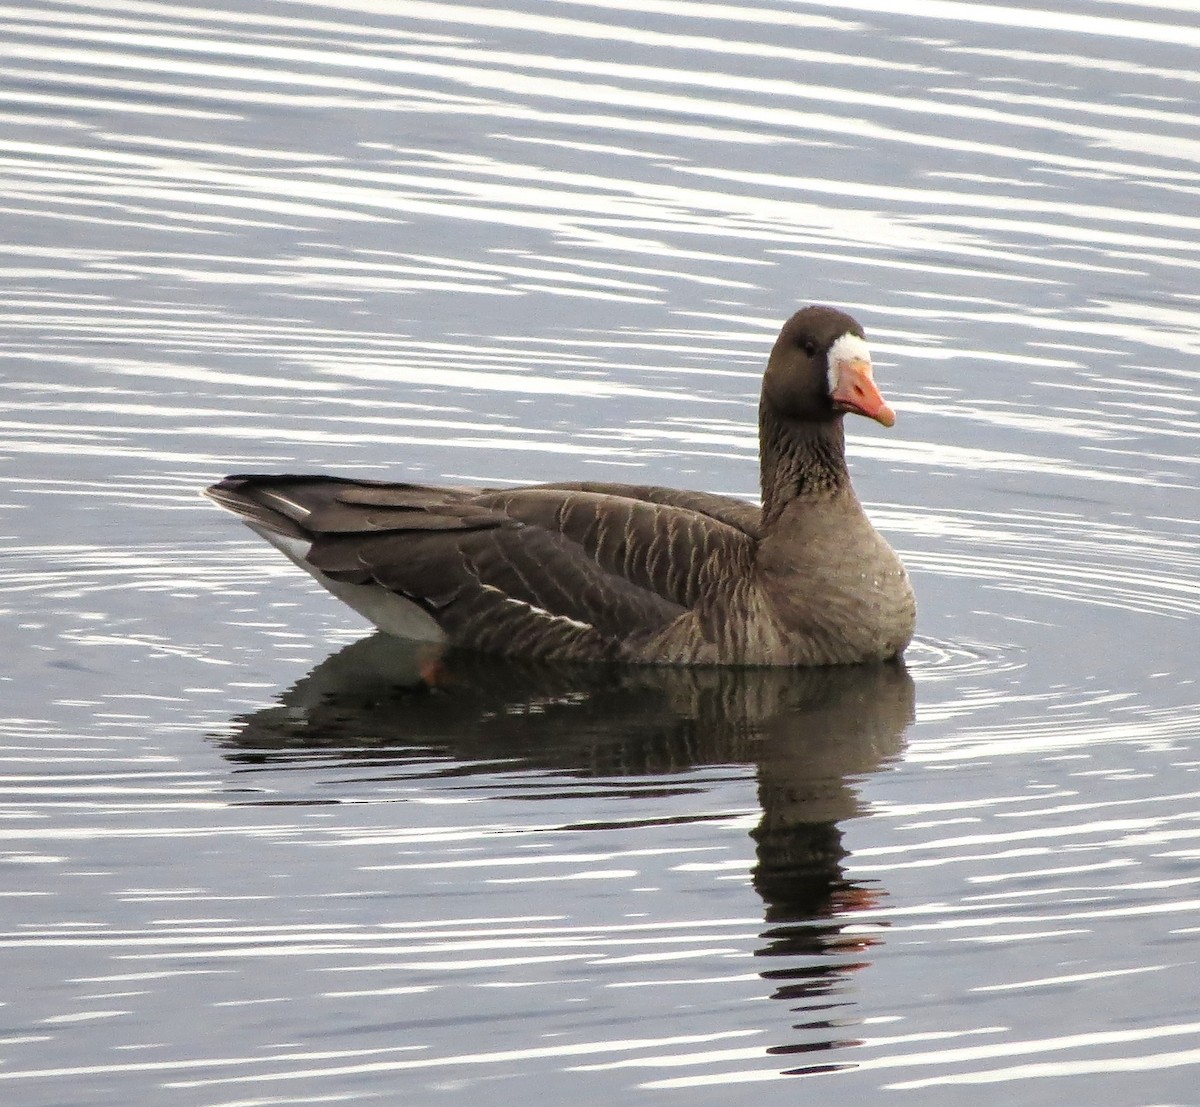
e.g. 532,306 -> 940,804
2,0 -> 1200,1103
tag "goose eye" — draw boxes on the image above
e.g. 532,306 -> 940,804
800,338 -> 817,356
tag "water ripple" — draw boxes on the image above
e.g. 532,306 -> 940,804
3,0 -> 1200,1102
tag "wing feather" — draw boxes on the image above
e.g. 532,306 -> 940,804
476,487 -> 754,610
206,474 -> 757,659
530,481 -> 762,537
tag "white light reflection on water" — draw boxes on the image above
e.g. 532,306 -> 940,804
2,0 -> 1200,1102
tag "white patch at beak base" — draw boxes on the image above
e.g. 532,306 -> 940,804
825,332 -> 872,394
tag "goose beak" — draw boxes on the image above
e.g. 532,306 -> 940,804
831,357 -> 896,428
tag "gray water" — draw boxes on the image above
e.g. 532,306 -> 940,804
2,0 -> 1200,1103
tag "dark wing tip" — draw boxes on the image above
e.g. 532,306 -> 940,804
203,476 -> 310,541
203,476 -> 249,509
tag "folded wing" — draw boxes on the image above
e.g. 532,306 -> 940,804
206,475 -> 758,660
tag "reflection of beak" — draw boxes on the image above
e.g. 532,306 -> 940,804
831,357 -> 896,427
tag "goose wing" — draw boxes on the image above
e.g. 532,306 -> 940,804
206,476 -> 755,659
472,484 -> 756,610
528,481 -> 762,538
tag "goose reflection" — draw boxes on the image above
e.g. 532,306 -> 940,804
218,635 -> 914,1057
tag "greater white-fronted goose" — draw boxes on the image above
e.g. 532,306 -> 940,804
206,305 -> 916,666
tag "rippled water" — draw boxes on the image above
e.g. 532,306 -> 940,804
3,0 -> 1200,1103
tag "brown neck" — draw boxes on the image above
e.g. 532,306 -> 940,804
759,400 -> 850,529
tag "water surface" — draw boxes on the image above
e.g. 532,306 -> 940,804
2,0 -> 1200,1103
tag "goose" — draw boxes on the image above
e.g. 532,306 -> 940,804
206,305 -> 915,666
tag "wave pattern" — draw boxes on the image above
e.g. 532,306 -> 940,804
2,0 -> 1199,1103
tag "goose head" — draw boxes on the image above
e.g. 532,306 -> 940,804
763,305 -> 896,428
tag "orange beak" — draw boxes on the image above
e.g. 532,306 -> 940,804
831,357 -> 896,428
